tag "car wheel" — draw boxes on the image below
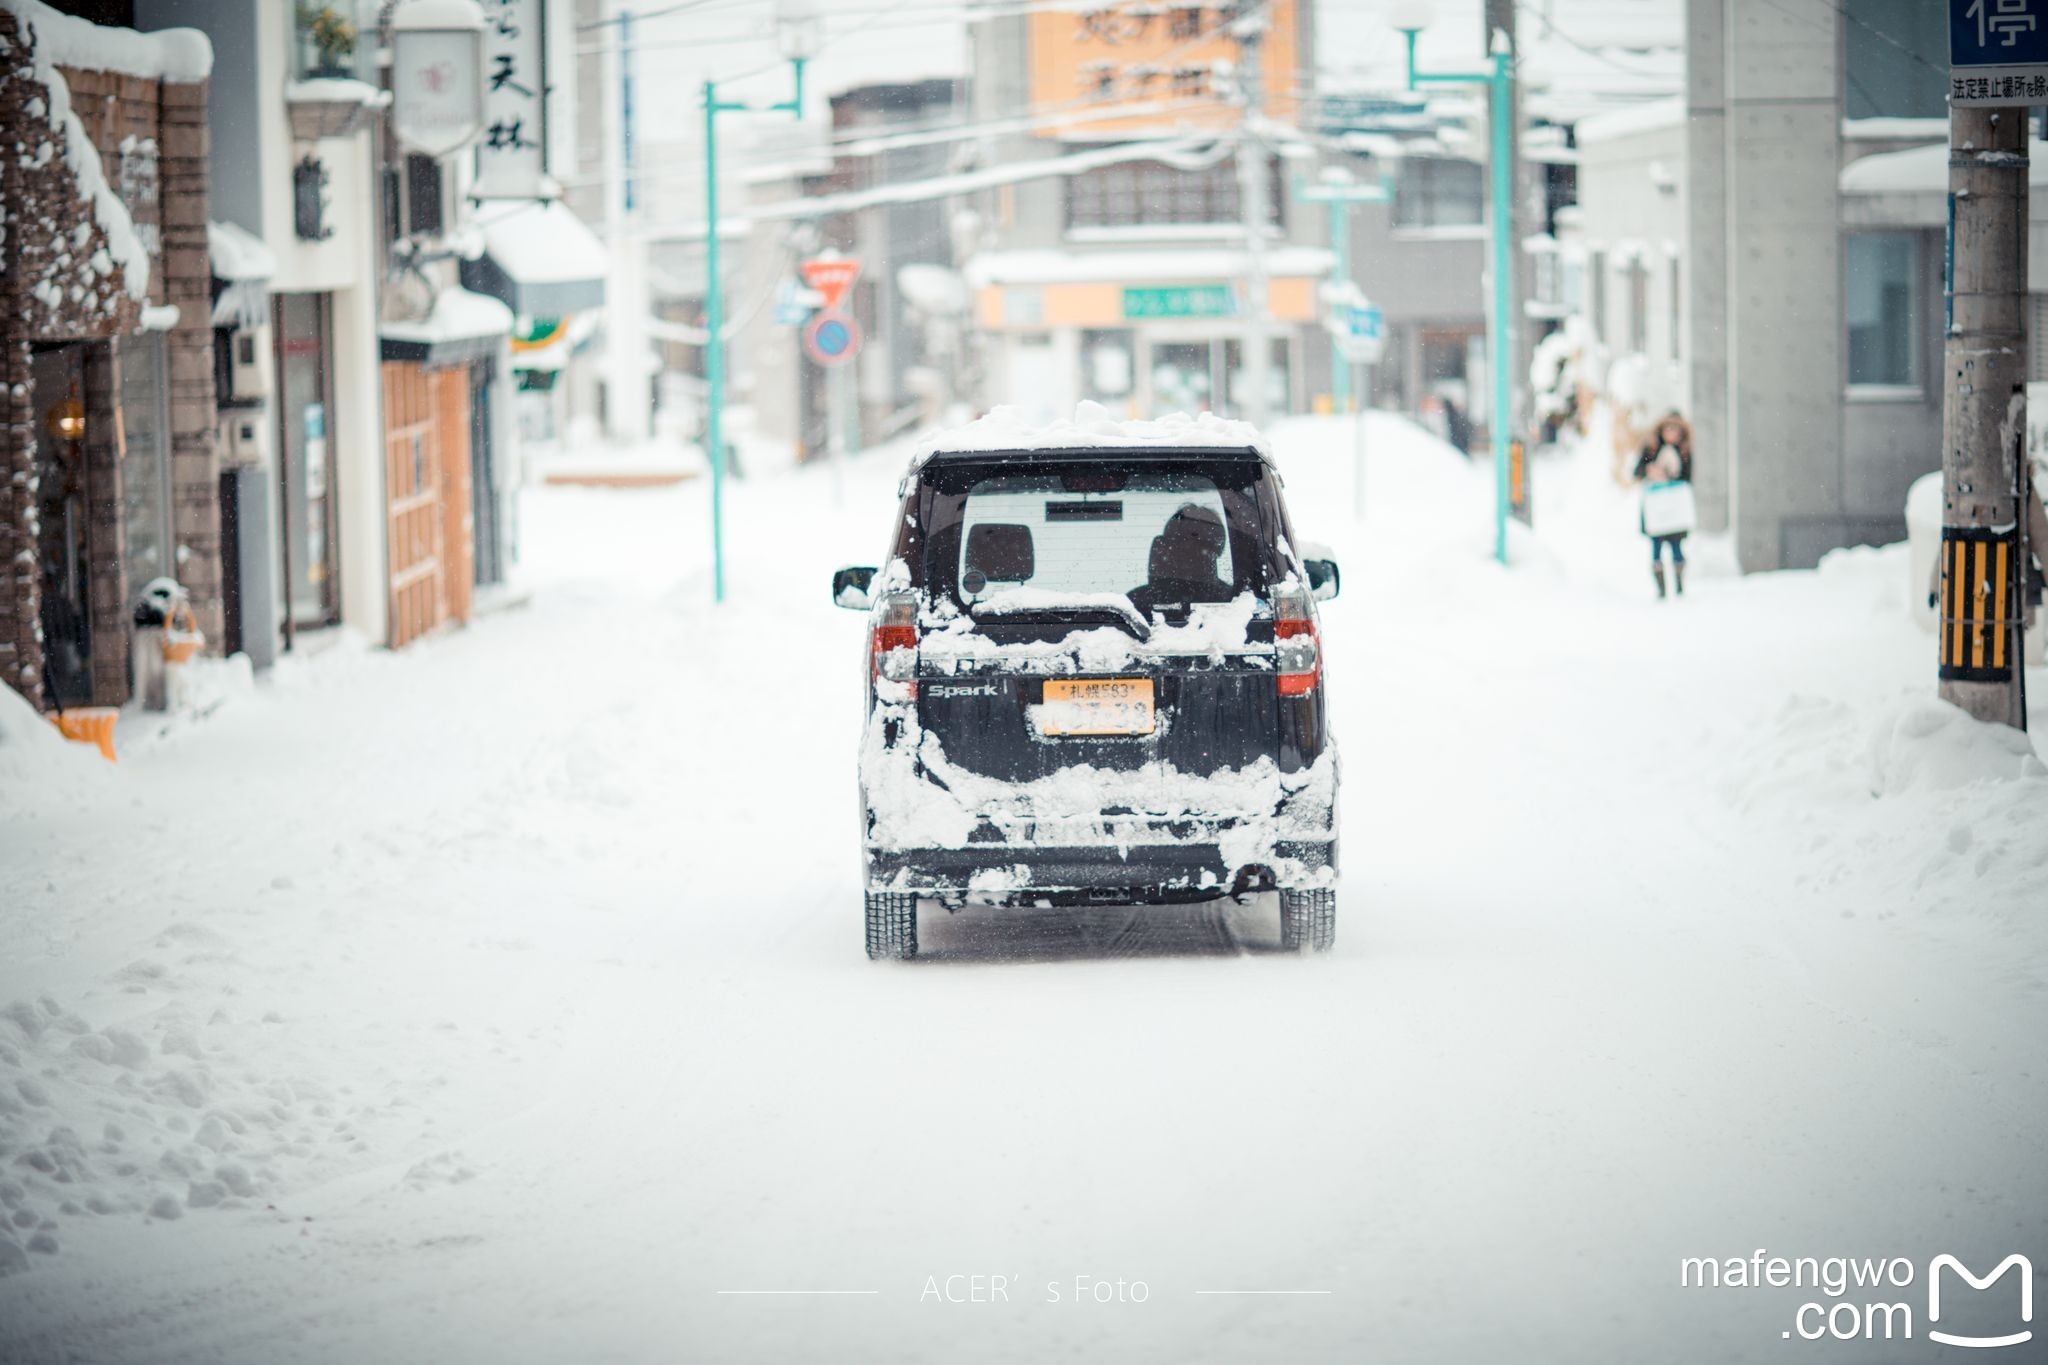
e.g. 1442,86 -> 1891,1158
865,891 -> 918,960
1278,887 -> 1336,953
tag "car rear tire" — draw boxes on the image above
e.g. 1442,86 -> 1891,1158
865,891 -> 918,960
1279,887 -> 1336,953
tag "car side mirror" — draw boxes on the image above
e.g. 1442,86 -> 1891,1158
1303,557 -> 1340,602
832,565 -> 877,610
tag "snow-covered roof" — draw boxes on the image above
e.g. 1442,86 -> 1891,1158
1574,96 -> 1686,148
382,286 -> 515,345
911,405 -> 1269,472
0,0 -> 212,80
471,199 -> 608,285
1842,138 -> 2048,195
1842,117 -> 1948,143
208,221 -> 275,283
965,246 -> 1335,288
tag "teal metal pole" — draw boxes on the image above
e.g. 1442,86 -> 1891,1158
704,79 -> 726,603
1488,49 -> 1512,566
702,61 -> 803,605
1402,26 -> 1514,565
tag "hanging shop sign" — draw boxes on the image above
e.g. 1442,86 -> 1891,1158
1123,284 -> 1235,320
1949,0 -> 2048,105
473,0 -> 547,198
392,0 -> 487,158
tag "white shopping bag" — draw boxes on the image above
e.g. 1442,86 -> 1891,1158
1642,479 -> 1697,537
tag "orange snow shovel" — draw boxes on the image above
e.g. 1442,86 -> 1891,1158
49,705 -> 119,762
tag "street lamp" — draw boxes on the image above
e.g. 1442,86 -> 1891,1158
1396,3 -> 1515,567
702,0 -> 816,604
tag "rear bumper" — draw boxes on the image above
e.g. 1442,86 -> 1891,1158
865,838 -> 1336,900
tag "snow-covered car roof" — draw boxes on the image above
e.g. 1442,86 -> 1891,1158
907,405 -> 1272,482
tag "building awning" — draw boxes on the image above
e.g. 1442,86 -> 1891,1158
380,286 -> 515,367
460,200 -> 609,317
208,220 -> 276,328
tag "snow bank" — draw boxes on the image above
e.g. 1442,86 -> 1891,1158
0,683 -> 106,813
1866,698 -> 2048,796
913,402 -> 1266,468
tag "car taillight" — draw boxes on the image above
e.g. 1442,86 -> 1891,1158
1272,583 -> 1321,697
869,592 -> 919,698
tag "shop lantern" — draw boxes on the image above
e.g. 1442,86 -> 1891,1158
391,0 -> 487,158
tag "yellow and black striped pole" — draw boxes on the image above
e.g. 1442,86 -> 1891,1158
1938,527 -> 2021,684
1940,105 -> 2029,731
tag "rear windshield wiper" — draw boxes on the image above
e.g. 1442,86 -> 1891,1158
970,589 -> 1152,642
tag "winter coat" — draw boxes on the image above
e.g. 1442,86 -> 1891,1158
1634,416 -> 1694,539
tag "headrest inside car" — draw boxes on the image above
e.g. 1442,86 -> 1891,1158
965,522 -> 1035,583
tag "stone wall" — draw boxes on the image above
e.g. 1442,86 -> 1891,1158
0,6 -> 218,708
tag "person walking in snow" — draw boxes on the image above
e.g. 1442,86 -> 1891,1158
1632,412 -> 1696,599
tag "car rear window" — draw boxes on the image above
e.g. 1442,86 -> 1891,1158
918,458 -> 1275,614
955,472 -> 1235,605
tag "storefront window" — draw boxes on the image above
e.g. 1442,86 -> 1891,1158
1082,330 -> 1135,406
276,292 -> 341,632
1151,341 -> 1213,416
118,334 -> 174,595
1223,338 -> 1291,418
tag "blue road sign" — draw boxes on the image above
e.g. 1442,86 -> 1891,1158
1950,0 -> 2048,104
803,310 -> 861,367
1345,303 -> 1384,344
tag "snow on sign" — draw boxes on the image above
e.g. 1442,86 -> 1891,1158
1950,0 -> 2048,106
800,257 -> 861,311
803,311 -> 861,367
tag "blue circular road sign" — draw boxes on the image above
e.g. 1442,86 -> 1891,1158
804,310 -> 861,367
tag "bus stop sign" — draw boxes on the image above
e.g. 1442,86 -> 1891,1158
1950,0 -> 2048,105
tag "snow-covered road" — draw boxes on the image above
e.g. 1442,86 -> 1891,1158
3,417 -> 2044,1363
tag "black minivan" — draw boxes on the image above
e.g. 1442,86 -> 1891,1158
834,429 -> 1340,960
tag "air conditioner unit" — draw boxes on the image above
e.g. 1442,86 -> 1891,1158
229,324 -> 273,403
219,409 -> 272,467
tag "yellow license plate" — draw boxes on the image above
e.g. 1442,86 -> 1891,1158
1039,678 -> 1155,736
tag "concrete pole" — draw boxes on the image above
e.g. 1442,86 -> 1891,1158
1939,106 -> 2029,731
602,4 -> 650,443
1236,17 -> 1272,428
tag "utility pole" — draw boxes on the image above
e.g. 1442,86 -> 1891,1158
1234,5 -> 1273,429
1939,105 -> 2029,730
601,3 -> 651,443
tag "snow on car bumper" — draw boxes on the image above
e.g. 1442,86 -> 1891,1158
865,836 -> 1336,898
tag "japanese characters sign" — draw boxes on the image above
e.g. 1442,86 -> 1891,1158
1950,0 -> 2048,106
473,0 -> 547,198
1026,1 -> 1301,138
